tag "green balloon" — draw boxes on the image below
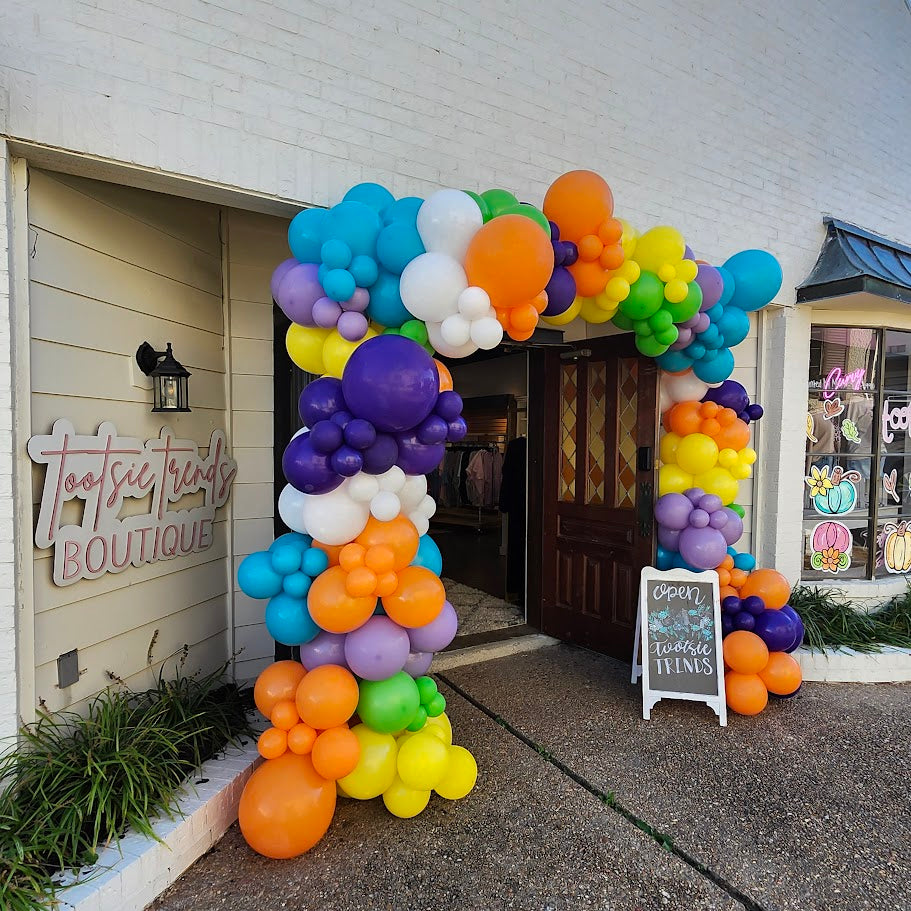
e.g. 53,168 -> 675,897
730,503 -> 746,518
356,672 -> 421,734
406,706 -> 428,732
426,693 -> 446,717
636,335 -> 670,358
654,326 -> 679,347
481,188 -> 519,218
664,282 -> 703,323
383,327 -> 401,336
500,202 -> 551,235
648,309 -> 674,333
633,319 -> 651,337
416,675 -> 438,704
621,271 -> 665,320
401,319 -> 428,346
464,191 -> 491,221
611,311 -> 634,331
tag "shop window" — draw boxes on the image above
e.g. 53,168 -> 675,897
805,326 -> 911,579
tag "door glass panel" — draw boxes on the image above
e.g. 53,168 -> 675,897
586,362 -> 607,505
616,358 -> 639,509
560,363 -> 577,502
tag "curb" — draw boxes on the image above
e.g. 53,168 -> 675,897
434,633 -> 560,671
794,646 -> 911,683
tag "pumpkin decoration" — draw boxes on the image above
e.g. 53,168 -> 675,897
805,466 -> 861,515
810,521 -> 852,574
882,521 -> 911,574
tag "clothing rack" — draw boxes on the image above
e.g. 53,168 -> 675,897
434,437 -> 505,532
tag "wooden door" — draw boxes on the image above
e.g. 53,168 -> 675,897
530,336 -> 657,660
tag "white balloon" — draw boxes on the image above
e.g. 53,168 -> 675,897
300,481 -> 370,545
278,484 -> 308,534
441,314 -> 471,347
292,426 -> 309,440
417,494 -> 437,519
398,475 -> 428,511
370,490 -> 401,522
458,286 -> 491,320
399,252 -> 466,322
378,465 -> 406,492
410,514 -> 430,536
470,316 -> 504,350
416,190 -> 483,262
427,320 -> 478,359
348,473 -> 380,503
660,370 -> 710,408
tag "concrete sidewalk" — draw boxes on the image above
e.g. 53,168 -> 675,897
151,645 -> 910,911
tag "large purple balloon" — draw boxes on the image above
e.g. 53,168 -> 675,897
753,609 -> 796,652
720,509 -> 744,546
276,263 -> 324,326
678,525 -> 727,570
695,263 -> 724,311
343,616 -> 410,681
703,380 -> 749,413
271,258 -> 298,301
408,600 -> 458,653
299,631 -> 348,670
342,336 -> 439,433
361,433 -> 399,474
403,650 -> 433,677
283,433 -> 343,495
779,605 -> 805,652
395,432 -> 445,475
654,493 -> 693,530
657,525 -> 681,552
299,377 -> 346,427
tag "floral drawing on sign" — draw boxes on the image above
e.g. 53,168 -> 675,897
648,605 -> 714,642
883,469 -> 901,505
841,418 -> 861,444
822,397 -> 845,421
806,413 -> 818,443
810,521 -> 852,574
881,521 -> 911,574
804,465 -> 861,515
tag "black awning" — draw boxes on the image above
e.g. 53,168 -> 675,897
798,217 -> 911,305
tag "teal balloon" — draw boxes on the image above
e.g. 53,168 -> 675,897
717,305 -> 751,347
238,552 -> 283,599
350,254 -> 379,288
367,270 -> 411,328
356,672 -> 421,733
265,593 -> 319,646
321,238 -> 352,270
326,200 -> 382,257
723,250 -> 782,312
694,346 -> 735,383
288,208 -> 328,263
343,182 -> 395,215
270,532 -> 312,553
323,268 -> 356,302
733,551 -> 756,571
282,571 -> 312,599
716,266 -> 735,307
301,546 -> 329,577
412,535 -> 443,575
270,544 -> 301,575
385,196 -> 424,224
376,221 -> 425,274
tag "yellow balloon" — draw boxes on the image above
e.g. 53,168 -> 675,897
382,775 -> 431,818
603,276 -> 631,304
659,431 -> 682,465
739,447 -> 758,465
658,464 -> 694,496
286,324 -> 330,374
337,724 -> 397,800
694,467 -> 739,505
618,218 -> 638,258
396,731 -> 450,791
663,279 -> 689,304
677,259 -> 698,283
423,712 -> 453,745
579,295 -> 614,324
322,327 -> 377,379
434,745 -> 478,800
717,448 -> 739,469
542,296 -> 582,327
618,260 -> 641,284
632,226 -> 686,273
674,433 -> 719,475
730,462 -> 751,480
657,264 -> 676,283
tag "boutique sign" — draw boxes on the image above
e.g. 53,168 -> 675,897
28,420 -> 237,586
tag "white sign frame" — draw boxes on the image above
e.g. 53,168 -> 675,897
633,566 -> 726,727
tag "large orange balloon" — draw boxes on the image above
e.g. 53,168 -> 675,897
253,661 -> 306,718
382,565 -> 446,628
722,631 -> 769,675
543,170 -> 614,241
739,568 -> 790,610
724,671 -> 768,716
759,652 -> 802,695
307,565 -> 377,633
714,418 -> 750,451
464,215 -> 554,310
295,664 -> 359,730
238,753 -> 336,858
312,726 -> 361,781
357,516 -> 419,570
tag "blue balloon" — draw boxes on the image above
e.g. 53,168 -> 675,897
326,200 -> 382,257
270,532 -> 312,552
321,238 -> 352,270
694,346 -> 735,383
288,208 -> 328,263
270,544 -> 302,575
301,546 -> 330,577
343,182 -> 395,215
723,250 -> 782,312
385,196 -> 424,224
349,254 -> 379,288
705,303 -> 725,322
376,222 -> 425,274
717,305 -> 750,347
238,552 -> 283,599
655,545 -> 674,570
282,571 -> 313,599
265,594 -> 319,646
670,552 -> 698,571
367,270 -> 411,328
699,324 -> 722,349
688,342 -> 707,361
716,266 -> 736,308
323,267 -> 356,302
733,552 -> 756,571
412,535 -> 443,576
655,349 -> 693,373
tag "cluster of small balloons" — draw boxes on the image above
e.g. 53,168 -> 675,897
654,488 -> 744,571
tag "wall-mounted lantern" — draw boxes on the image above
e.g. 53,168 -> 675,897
135,342 -> 191,413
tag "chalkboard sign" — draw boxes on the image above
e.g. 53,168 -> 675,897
632,567 -> 726,726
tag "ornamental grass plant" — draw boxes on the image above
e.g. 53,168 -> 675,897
0,663 -> 252,911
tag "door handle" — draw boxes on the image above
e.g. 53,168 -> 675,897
637,446 -> 653,471
638,481 -> 653,538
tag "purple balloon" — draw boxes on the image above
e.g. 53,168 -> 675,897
342,336 -> 439,433
271,258 -> 298,301
403,650 -> 433,677
693,312 -> 711,333
689,508 -> 710,529
697,494 -> 722,513
657,526 -> 681,551
313,296 -> 343,329
310,419 -> 344,454
344,616 -> 410,681
276,263 -> 324,326
779,605 -> 805,652
362,433 -> 399,474
722,595 -> 742,615
342,287 -> 370,313
708,510 -> 728,530
331,445 -> 363,477
695,263 -> 724,311
282,433 -> 343,495
447,417 -> 468,442
741,595 -> 766,616
543,267 -> 577,316
672,328 -> 693,350
338,310 -> 369,341
734,611 -> 756,632
299,631 -> 348,670
395,432 -> 446,475
721,614 -> 735,637
562,241 -> 578,266
703,380 -> 749,414
753,609 -> 796,652
684,487 -> 705,505
408,600 -> 458,652
720,509 -> 744,546
678,525 -> 727,570
435,390 -> 464,423
344,418 -> 376,451
331,409 -> 353,428
299,377 -> 345,427
654,493 -> 693,530
417,414 -> 449,445
747,403 -> 764,421
684,245 -> 695,260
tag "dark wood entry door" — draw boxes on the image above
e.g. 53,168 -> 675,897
529,335 -> 657,660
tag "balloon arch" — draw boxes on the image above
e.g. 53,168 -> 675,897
235,171 -> 804,858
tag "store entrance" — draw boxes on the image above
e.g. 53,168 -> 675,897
527,336 -> 658,661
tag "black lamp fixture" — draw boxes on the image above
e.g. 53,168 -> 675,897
136,342 -> 191,413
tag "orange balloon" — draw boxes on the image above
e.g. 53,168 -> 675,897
510,302 -> 539,333
287,722 -> 318,755
717,568 -> 731,587
434,359 -> 453,392
719,584 -> 739,601
739,568 -> 790,610
382,565 -> 446,628
238,753 -> 336,858
340,543 -> 366,572
569,258 -> 610,296
346,566 -> 378,597
270,699 -> 300,731
665,401 -> 702,437
258,727 -> 288,760
357,516 -> 419,570
759,652 -> 802,695
464,215 -> 554,310
729,568 -> 749,590
253,661 -> 306,718
375,571 -> 399,598
723,631 -> 769,675
724,671 -> 769,716
307,565 -> 377,633
311,726 -> 361,781
365,544 -> 395,574
295,664 -> 359,730
714,418 -> 750,451
543,170 -> 614,241
313,541 -> 343,566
